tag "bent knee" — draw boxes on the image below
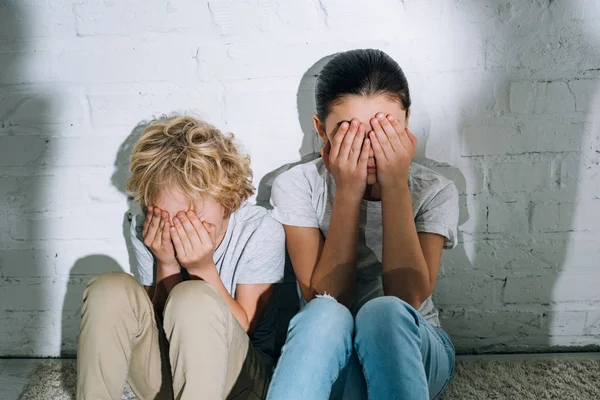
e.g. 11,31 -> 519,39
295,297 -> 354,336
85,272 -> 142,301
356,296 -> 419,329
164,280 -> 227,321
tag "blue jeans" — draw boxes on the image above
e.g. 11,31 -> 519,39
267,296 -> 455,400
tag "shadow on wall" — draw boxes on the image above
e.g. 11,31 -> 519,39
0,1 -> 55,356
60,255 -> 124,393
435,0 -> 600,353
256,56 -> 333,353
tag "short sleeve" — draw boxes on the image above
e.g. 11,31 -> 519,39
269,167 -> 320,228
130,214 -> 156,286
236,215 -> 286,285
415,183 -> 459,249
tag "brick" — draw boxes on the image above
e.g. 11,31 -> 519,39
503,275 -> 554,304
87,82 -> 224,128
43,136 -> 125,167
560,160 -> 600,199
489,162 -> 552,194
0,135 -> 47,166
73,1 -> 217,38
504,273 -> 600,304
509,81 -> 538,114
534,237 -> 600,270
461,117 -> 585,156
509,80 -> 576,115
0,248 -> 56,277
7,208 -> 124,241
585,311 -> 600,335
56,41 -> 199,84
0,86 -> 88,127
427,163 -> 485,195
487,201 -> 528,234
15,173 -> 89,212
553,273 -> 600,303
545,311 -> 587,336
0,0 -> 76,39
207,0 -> 324,39
0,176 -> 20,207
0,49 -> 58,85
531,201 -> 600,233
457,195 -> 488,235
54,245 -> 130,277
440,309 -> 543,339
441,239 -> 553,278
195,42 -> 333,81
433,277 -> 502,306
568,79 -> 599,113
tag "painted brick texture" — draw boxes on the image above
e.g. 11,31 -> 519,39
0,0 -> 599,356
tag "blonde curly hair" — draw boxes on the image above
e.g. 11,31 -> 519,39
126,116 -> 254,217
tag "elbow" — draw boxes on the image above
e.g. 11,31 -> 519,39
410,284 -> 434,310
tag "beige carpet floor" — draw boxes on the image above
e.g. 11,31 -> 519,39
18,359 -> 600,399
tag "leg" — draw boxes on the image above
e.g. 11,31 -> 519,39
354,297 -> 455,400
163,280 -> 270,400
330,352 -> 367,400
77,272 -> 172,400
267,297 -> 354,400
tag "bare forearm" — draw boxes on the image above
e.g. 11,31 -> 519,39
152,262 -> 182,314
188,266 -> 250,332
310,192 -> 361,306
381,184 -> 431,308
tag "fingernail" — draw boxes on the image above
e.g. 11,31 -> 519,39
351,120 -> 358,126
341,122 -> 349,129
377,113 -> 384,120
187,211 -> 194,217
388,115 -> 395,121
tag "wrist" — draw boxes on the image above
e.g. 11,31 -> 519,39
186,260 -> 217,277
335,185 -> 365,203
157,260 -> 180,271
381,180 -> 410,197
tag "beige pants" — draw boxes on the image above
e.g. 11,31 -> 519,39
77,272 -> 270,400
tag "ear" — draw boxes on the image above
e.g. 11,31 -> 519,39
313,114 -> 328,143
405,108 -> 411,128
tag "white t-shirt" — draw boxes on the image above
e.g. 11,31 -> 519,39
270,158 -> 459,327
130,202 -> 286,363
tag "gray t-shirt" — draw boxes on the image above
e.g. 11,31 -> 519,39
130,202 -> 285,364
270,158 -> 458,327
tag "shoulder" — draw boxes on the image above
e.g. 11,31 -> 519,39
232,203 -> 284,238
409,162 -> 458,206
272,158 -> 326,193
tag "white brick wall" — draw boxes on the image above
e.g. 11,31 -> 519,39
0,0 -> 599,356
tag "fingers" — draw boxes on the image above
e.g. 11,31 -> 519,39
379,114 -> 402,148
170,224 -> 185,260
329,121 -> 349,159
172,214 -> 193,257
161,220 -> 171,244
185,212 -> 207,243
349,124 -> 366,164
338,119 -> 360,160
369,129 -> 386,161
358,137 -> 370,169
197,221 -> 216,247
144,207 -> 162,245
370,115 -> 394,155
